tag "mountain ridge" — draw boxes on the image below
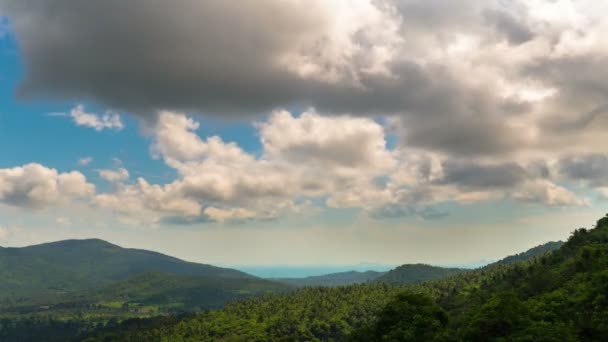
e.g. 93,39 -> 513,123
0,238 -> 255,307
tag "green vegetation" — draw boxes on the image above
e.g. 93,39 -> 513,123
492,240 -> 564,266
274,270 -> 386,287
0,238 -> 250,307
0,239 -> 290,339
375,264 -> 465,285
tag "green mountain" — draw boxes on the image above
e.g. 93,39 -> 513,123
273,270 -> 386,287
375,264 -> 465,285
492,240 -> 564,265
0,239 -> 258,306
372,241 -> 564,286
79,215 -> 608,341
360,217 -> 608,341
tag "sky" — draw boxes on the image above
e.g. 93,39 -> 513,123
0,0 -> 607,269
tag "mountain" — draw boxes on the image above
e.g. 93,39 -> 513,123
375,264 -> 465,284
273,270 -> 386,287
372,241 -> 565,286
492,240 -> 564,265
0,239 -> 256,306
362,216 -> 608,341
72,272 -> 289,312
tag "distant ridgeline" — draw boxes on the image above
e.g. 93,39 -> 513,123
77,216 -> 607,342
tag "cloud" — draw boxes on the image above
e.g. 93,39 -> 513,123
4,0 -> 608,162
0,226 -> 7,240
98,168 -> 129,183
512,180 -> 586,207
483,8 -> 534,45
95,110 -> 586,224
438,162 -> 528,190
55,217 -> 71,225
77,157 -> 93,166
558,154 -> 608,187
69,105 -> 123,131
0,163 -> 95,209
1,0 -> 604,223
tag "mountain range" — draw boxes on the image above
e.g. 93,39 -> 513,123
0,237 -> 565,317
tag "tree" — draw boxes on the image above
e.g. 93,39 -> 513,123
363,291 -> 448,342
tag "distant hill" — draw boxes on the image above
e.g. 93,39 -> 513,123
273,270 -> 386,287
491,240 -> 564,266
373,240 -> 565,286
375,264 -> 465,285
0,239 -> 264,306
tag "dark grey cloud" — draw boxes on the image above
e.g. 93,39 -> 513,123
2,0 -> 605,162
558,154 -> 608,187
483,9 -> 534,45
438,162 -> 528,189
3,0 -> 326,115
524,55 -> 608,133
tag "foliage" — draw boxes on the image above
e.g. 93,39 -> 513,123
375,264 -> 465,285
274,270 -> 386,287
0,239 -> 250,308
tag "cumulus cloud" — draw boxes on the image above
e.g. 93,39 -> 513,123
98,168 -> 129,183
0,163 -> 95,209
94,111 -> 585,224
69,105 -> 123,131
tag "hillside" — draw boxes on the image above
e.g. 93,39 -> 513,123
79,214 -> 608,341
375,264 -> 465,285
273,270 -> 386,287
492,240 -> 564,265
0,239 -> 253,306
76,272 -> 289,311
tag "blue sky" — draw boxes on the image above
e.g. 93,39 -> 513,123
1,0 -> 607,269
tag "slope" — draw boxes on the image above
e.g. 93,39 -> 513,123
375,264 -> 465,285
273,270 -> 386,287
0,239 -> 251,306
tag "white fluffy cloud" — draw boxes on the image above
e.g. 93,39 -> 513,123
69,105 -> 123,131
98,168 -> 129,183
94,110 -> 586,224
0,163 -> 95,209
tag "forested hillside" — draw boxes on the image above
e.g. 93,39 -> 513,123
80,215 -> 608,341
375,264 -> 465,284
274,270 -> 386,287
0,240 -> 289,322
0,239 -> 250,305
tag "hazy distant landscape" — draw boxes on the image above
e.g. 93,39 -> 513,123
2,0 -> 608,340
